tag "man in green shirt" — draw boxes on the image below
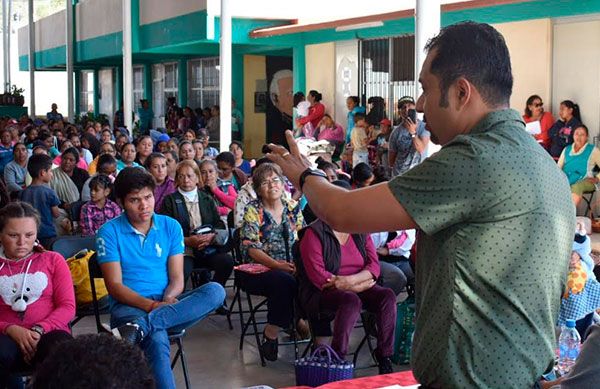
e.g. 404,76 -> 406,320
266,22 -> 574,388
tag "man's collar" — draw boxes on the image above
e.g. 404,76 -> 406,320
469,108 -> 523,135
120,213 -> 158,235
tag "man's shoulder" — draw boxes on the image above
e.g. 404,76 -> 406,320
97,214 -> 124,236
153,213 -> 181,231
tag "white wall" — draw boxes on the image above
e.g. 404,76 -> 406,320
18,10 -> 67,56
140,0 -> 207,25
76,0 -> 122,41
334,40 -> 359,128
552,18 -> 600,139
306,42 -> 335,118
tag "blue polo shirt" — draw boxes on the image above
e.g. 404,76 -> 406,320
95,213 -> 185,305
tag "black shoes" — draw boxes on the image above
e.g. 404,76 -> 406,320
260,335 -> 279,362
215,304 -> 230,316
375,353 -> 394,375
112,323 -> 144,345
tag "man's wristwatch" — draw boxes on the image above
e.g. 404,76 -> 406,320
31,325 -> 44,336
410,132 -> 417,138
299,167 -> 328,192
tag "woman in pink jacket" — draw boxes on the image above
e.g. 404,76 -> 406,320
0,202 -> 75,388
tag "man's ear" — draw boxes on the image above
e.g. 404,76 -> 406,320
454,77 -> 472,111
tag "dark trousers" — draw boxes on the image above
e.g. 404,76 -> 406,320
0,330 -> 72,389
237,270 -> 296,329
192,251 -> 234,287
313,285 -> 396,358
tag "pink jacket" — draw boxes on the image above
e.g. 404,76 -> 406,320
0,250 -> 75,334
317,123 -> 345,143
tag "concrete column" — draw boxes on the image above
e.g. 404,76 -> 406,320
293,45 -> 306,93
218,0 -> 232,151
177,59 -> 187,107
66,0 -> 74,121
143,63 -> 152,101
74,69 -> 80,116
3,0 -> 8,92
6,0 -> 11,92
122,0 -> 133,131
93,68 -> 99,116
414,0 -> 440,98
28,0 -> 35,116
115,66 -> 122,109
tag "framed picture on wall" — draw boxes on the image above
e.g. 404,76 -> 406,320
254,92 -> 267,113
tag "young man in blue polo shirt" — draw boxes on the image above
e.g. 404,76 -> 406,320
96,167 -> 225,389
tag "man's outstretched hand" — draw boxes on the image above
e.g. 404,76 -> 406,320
266,130 -> 312,189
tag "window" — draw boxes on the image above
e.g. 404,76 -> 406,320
188,57 -> 220,110
360,35 -> 415,123
151,62 -> 178,123
79,70 -> 94,113
132,66 -> 144,111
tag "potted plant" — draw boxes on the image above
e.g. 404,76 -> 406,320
11,85 -> 25,106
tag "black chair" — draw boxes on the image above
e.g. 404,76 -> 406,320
582,189 -> 595,218
51,235 -> 104,327
88,254 -> 192,389
68,199 -> 87,234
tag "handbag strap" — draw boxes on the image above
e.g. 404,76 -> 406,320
310,344 -> 345,364
282,218 -> 291,262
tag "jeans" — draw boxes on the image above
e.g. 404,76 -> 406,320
313,285 -> 396,358
110,282 -> 225,389
0,330 -> 72,389
379,261 -> 407,296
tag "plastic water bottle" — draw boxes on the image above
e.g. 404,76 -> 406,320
557,320 -> 581,376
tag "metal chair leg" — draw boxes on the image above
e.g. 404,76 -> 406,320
178,337 -> 191,389
246,292 -> 266,367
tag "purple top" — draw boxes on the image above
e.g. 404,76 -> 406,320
317,123 -> 345,143
154,176 -> 176,212
299,228 -> 380,290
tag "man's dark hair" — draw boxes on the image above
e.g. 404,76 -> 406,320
27,153 -> 53,178
97,154 -> 117,172
352,162 -> 373,184
424,21 -> 513,108
32,334 -> 155,389
114,167 -> 155,202
229,140 -> 244,151
215,151 -> 235,167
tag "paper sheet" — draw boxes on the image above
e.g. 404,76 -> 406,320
525,120 -> 542,135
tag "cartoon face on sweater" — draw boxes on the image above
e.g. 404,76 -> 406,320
0,271 -> 48,310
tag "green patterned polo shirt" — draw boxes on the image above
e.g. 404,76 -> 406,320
389,109 -> 575,388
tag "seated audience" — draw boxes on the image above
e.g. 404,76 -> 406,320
522,95 -> 554,150
20,154 -> 61,248
198,129 -> 219,159
557,125 -> 600,207
229,141 -> 252,176
53,140 -> 89,171
200,159 -> 236,218
216,151 -> 248,191
50,147 -> 89,205
32,334 -> 154,389
315,114 -> 345,145
178,141 -> 195,162
80,175 -> 121,236
155,134 -> 170,154
549,100 -> 582,159
4,143 -> 28,194
96,167 -> 225,389
165,150 -> 178,180
239,163 -> 306,361
146,153 -> 176,213
116,143 -> 140,172
88,142 -> 117,175
371,229 -> 416,295
182,129 -> 196,142
69,134 -> 93,165
297,179 -> 396,374
0,128 -> 14,176
0,202 -> 75,388
192,140 -> 205,164
161,161 -> 233,312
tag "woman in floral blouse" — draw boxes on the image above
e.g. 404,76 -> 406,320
240,162 -> 305,362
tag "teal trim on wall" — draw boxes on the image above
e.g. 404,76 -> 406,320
139,11 -> 209,51
132,0 -> 141,52
76,32 -> 122,63
293,45 -> 306,93
178,59 -> 188,107
93,69 -> 100,116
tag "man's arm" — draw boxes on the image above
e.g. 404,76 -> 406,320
162,254 -> 184,303
100,262 -> 156,312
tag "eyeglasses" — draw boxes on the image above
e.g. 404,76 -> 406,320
534,102 -> 543,108
260,177 -> 282,188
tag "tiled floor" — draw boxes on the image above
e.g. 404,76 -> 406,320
72,288 -> 410,389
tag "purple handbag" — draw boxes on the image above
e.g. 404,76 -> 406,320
294,344 -> 354,387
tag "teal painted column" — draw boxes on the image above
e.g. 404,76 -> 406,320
93,69 -> 99,116
74,69 -> 81,116
293,45 -> 306,93
178,59 -> 187,107
115,66 -> 123,108
232,53 -> 244,138
143,63 -> 152,104
131,0 -> 140,52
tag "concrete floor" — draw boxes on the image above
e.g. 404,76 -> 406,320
73,287 -> 410,389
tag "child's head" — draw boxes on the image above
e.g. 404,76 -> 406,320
97,154 -> 117,177
354,113 -> 366,127
352,162 -> 374,188
215,152 -> 235,179
0,201 -> 40,259
89,174 -> 112,204
27,154 -> 53,183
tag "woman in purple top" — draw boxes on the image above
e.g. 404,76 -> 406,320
146,153 -> 175,212
297,180 -> 396,375
315,114 -> 345,143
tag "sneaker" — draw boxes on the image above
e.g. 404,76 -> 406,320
112,323 -> 144,345
375,354 -> 394,375
260,335 -> 279,362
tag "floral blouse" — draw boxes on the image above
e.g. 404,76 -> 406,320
240,198 -> 305,263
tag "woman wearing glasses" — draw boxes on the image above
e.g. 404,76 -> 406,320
522,94 -> 554,151
239,163 -> 306,362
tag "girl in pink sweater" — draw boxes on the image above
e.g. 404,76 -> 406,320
0,202 -> 75,386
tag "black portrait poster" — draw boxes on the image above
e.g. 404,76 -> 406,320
266,56 -> 293,146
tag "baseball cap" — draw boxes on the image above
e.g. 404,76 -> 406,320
397,96 -> 415,107
380,119 -> 391,126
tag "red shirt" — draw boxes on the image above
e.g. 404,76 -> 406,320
523,111 -> 554,150
299,102 -> 325,129
300,228 -> 380,290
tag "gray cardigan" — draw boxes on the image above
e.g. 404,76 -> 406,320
4,160 -> 27,193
